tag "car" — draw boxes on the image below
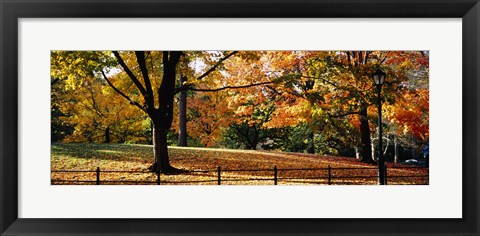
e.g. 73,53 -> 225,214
404,159 -> 419,165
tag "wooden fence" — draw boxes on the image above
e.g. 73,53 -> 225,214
51,165 -> 429,185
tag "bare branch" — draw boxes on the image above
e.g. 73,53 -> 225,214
365,51 -> 372,64
100,70 -> 145,112
173,82 -> 193,94
379,52 -> 390,64
265,85 -> 282,96
88,87 -> 104,117
329,111 -> 359,118
112,51 -> 148,98
196,51 -> 238,81
173,51 -> 239,94
134,51 -> 154,107
190,81 -> 273,92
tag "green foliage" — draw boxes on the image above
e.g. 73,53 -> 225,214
220,100 -> 277,150
51,103 -> 74,142
277,123 -> 312,153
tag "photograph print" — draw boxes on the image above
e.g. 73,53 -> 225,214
51,51 -> 429,185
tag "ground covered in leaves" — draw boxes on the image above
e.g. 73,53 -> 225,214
51,143 -> 428,185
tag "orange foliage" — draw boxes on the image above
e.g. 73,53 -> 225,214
384,89 -> 429,141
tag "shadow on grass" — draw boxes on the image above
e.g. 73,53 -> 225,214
51,143 -> 154,163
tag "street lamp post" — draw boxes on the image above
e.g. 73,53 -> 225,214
373,68 -> 386,185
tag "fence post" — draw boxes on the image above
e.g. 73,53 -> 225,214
327,165 -> 331,185
157,170 -> 161,185
274,166 -> 277,185
96,167 -> 100,185
217,166 -> 221,185
384,164 -> 388,185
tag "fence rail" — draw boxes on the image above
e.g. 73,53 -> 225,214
51,165 -> 428,185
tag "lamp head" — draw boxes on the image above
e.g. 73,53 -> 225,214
373,68 -> 386,85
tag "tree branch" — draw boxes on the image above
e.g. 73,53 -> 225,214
328,111 -> 359,118
265,85 -> 282,96
379,52 -> 390,64
79,100 -> 103,118
173,51 -> 238,94
301,75 -> 338,88
173,83 -> 192,94
190,81 -> 273,93
347,51 -> 352,66
134,51 -> 154,107
162,51 -> 169,63
100,70 -> 145,112
112,51 -> 148,98
51,77 -> 60,86
196,51 -> 238,81
365,51 -> 372,64
87,86 -> 104,117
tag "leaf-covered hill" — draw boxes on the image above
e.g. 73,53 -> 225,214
51,143 -> 428,185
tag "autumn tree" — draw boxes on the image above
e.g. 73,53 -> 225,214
223,94 -> 277,150
262,51 -> 428,162
266,51 -> 328,153
51,79 -> 74,142
175,51 -> 277,148
52,75 -> 149,143
51,50 -> 429,168
311,52 -> 428,163
52,51 -> 238,172
384,83 -> 429,163
50,51 -> 140,143
179,91 -> 234,147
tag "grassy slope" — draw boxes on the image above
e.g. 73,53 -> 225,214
51,143 -> 428,185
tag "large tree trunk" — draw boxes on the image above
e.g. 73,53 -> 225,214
178,75 -> 188,146
359,106 -> 374,163
111,51 -> 184,173
149,51 -> 183,173
151,123 -> 172,172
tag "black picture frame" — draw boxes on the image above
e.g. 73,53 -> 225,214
1,0 -> 478,235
